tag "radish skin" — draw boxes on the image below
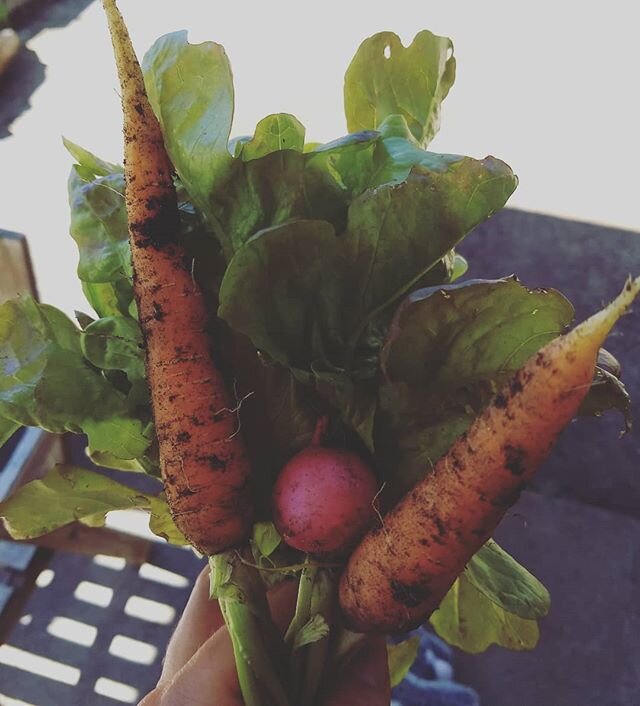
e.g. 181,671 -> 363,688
273,445 -> 379,555
340,278 -> 640,633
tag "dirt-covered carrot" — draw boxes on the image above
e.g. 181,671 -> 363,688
340,278 -> 640,633
102,0 -> 252,555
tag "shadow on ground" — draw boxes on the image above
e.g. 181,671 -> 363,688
0,0 -> 94,138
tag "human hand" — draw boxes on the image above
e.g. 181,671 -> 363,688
140,568 -> 391,706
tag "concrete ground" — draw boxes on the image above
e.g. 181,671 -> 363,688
0,2 -> 639,705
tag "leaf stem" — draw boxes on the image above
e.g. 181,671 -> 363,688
300,567 -> 336,706
210,551 -> 291,706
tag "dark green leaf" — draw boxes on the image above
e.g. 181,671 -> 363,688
377,278 -> 573,498
465,540 -> 550,620
142,31 -> 234,216
74,311 -> 96,330
430,573 -> 540,654
383,278 -> 573,389
387,636 -> 420,687
81,316 -> 145,382
579,349 -> 631,432
375,394 -> 473,501
210,150 -> 347,259
344,160 -> 517,350
219,220 -> 347,369
238,114 -> 305,161
263,365 -> 318,461
344,30 -> 456,147
313,371 -> 377,451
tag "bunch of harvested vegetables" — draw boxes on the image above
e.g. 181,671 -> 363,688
0,1 -> 637,703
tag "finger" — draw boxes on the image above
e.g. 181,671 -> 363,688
324,636 -> 390,706
159,566 -> 225,684
156,579 -> 299,706
157,625 -> 242,706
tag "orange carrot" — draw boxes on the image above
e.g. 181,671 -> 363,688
102,0 -> 252,555
339,278 -> 640,633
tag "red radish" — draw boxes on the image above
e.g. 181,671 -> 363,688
272,432 -> 379,555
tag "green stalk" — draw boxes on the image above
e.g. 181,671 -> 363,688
284,560 -> 317,699
210,551 -> 291,706
284,559 -> 317,646
300,567 -> 336,706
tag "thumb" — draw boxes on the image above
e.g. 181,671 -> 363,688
149,626 -> 243,706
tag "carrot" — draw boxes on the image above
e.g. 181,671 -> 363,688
339,277 -> 640,633
102,0 -> 252,555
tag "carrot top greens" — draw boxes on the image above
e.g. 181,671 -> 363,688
0,26 -> 631,658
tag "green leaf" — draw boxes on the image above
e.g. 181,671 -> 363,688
387,636 -> 421,688
344,160 -> 517,349
263,365 -> 317,461
68,167 -> 130,283
313,371 -> 377,451
74,311 -> 96,330
430,573 -> 540,654
579,349 -> 632,432
0,298 -> 150,460
78,511 -> 108,528
465,540 -> 549,620
383,278 -> 573,390
81,316 -> 145,382
450,252 -> 468,282
0,416 -> 19,448
210,150 -> 347,259
81,279 -> 133,319
142,31 -> 234,216
370,116 -> 461,187
0,297 -> 81,425
238,114 -> 305,161
344,30 -> 456,147
378,278 -> 573,498
305,130 -> 381,195
88,450 -> 146,473
63,138 -> 122,178
219,220 -> 347,369
292,614 -> 330,651
148,495 -> 189,545
252,521 -> 282,558
81,416 -> 151,460
0,465 -> 159,540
